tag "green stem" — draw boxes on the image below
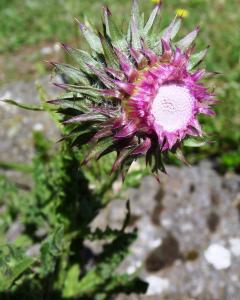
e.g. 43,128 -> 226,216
0,161 -> 32,173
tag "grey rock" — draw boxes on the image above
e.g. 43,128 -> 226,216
0,76 -> 61,164
90,161 -> 240,300
0,77 -> 61,184
6,220 -> 25,242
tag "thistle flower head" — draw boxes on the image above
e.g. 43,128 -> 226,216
50,0 -> 217,178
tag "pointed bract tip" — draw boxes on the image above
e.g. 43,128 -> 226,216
102,5 -> 111,16
114,80 -> 135,95
53,82 -> 67,90
79,22 -> 86,31
196,26 -> 200,32
161,38 -> 171,51
61,43 -> 71,50
49,61 -> 57,67
47,99 -> 61,104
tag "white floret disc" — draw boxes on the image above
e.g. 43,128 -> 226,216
151,84 -> 194,132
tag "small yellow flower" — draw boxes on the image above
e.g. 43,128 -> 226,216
176,8 -> 189,18
152,0 -> 161,5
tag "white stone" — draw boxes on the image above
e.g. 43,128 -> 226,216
149,238 -> 162,249
126,261 -> 141,275
161,218 -> 172,228
40,46 -> 52,55
204,244 -> 231,270
53,42 -> 61,52
146,275 -> 170,295
33,123 -> 44,131
229,238 -> 240,257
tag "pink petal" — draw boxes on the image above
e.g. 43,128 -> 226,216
115,121 -> 137,138
160,39 -> 172,62
166,133 -> 178,149
98,89 -> 122,99
114,48 -> 138,81
130,48 -> 148,68
114,80 -> 135,95
140,41 -> 158,65
105,67 -> 125,80
131,138 -> 151,155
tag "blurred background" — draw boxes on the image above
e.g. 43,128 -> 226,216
0,0 -> 239,299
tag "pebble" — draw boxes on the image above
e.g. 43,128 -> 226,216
33,122 -> 44,131
204,244 -> 231,270
229,238 -> 240,257
145,276 -> 170,295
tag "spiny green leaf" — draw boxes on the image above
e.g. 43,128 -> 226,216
1,99 -> 43,111
175,148 -> 189,165
103,6 -> 111,37
144,4 -> 160,35
67,232 -> 137,296
160,17 -> 182,43
50,98 -> 91,113
40,227 -> 64,276
0,245 -> 35,291
108,17 -> 128,52
176,27 -> 199,50
130,0 -> 141,49
55,83 -> 102,97
83,137 -> 114,164
80,23 -> 103,54
64,46 -> 102,74
52,63 -> 89,84
188,47 -> 209,70
35,83 -> 63,130
99,34 -> 119,68
63,264 -> 81,298
64,113 -> 106,124
170,17 -> 182,39
183,138 -> 208,147
131,0 -> 141,31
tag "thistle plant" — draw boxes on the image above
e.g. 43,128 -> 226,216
50,0 -> 217,178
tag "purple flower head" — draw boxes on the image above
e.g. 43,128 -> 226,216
50,0 -> 217,179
